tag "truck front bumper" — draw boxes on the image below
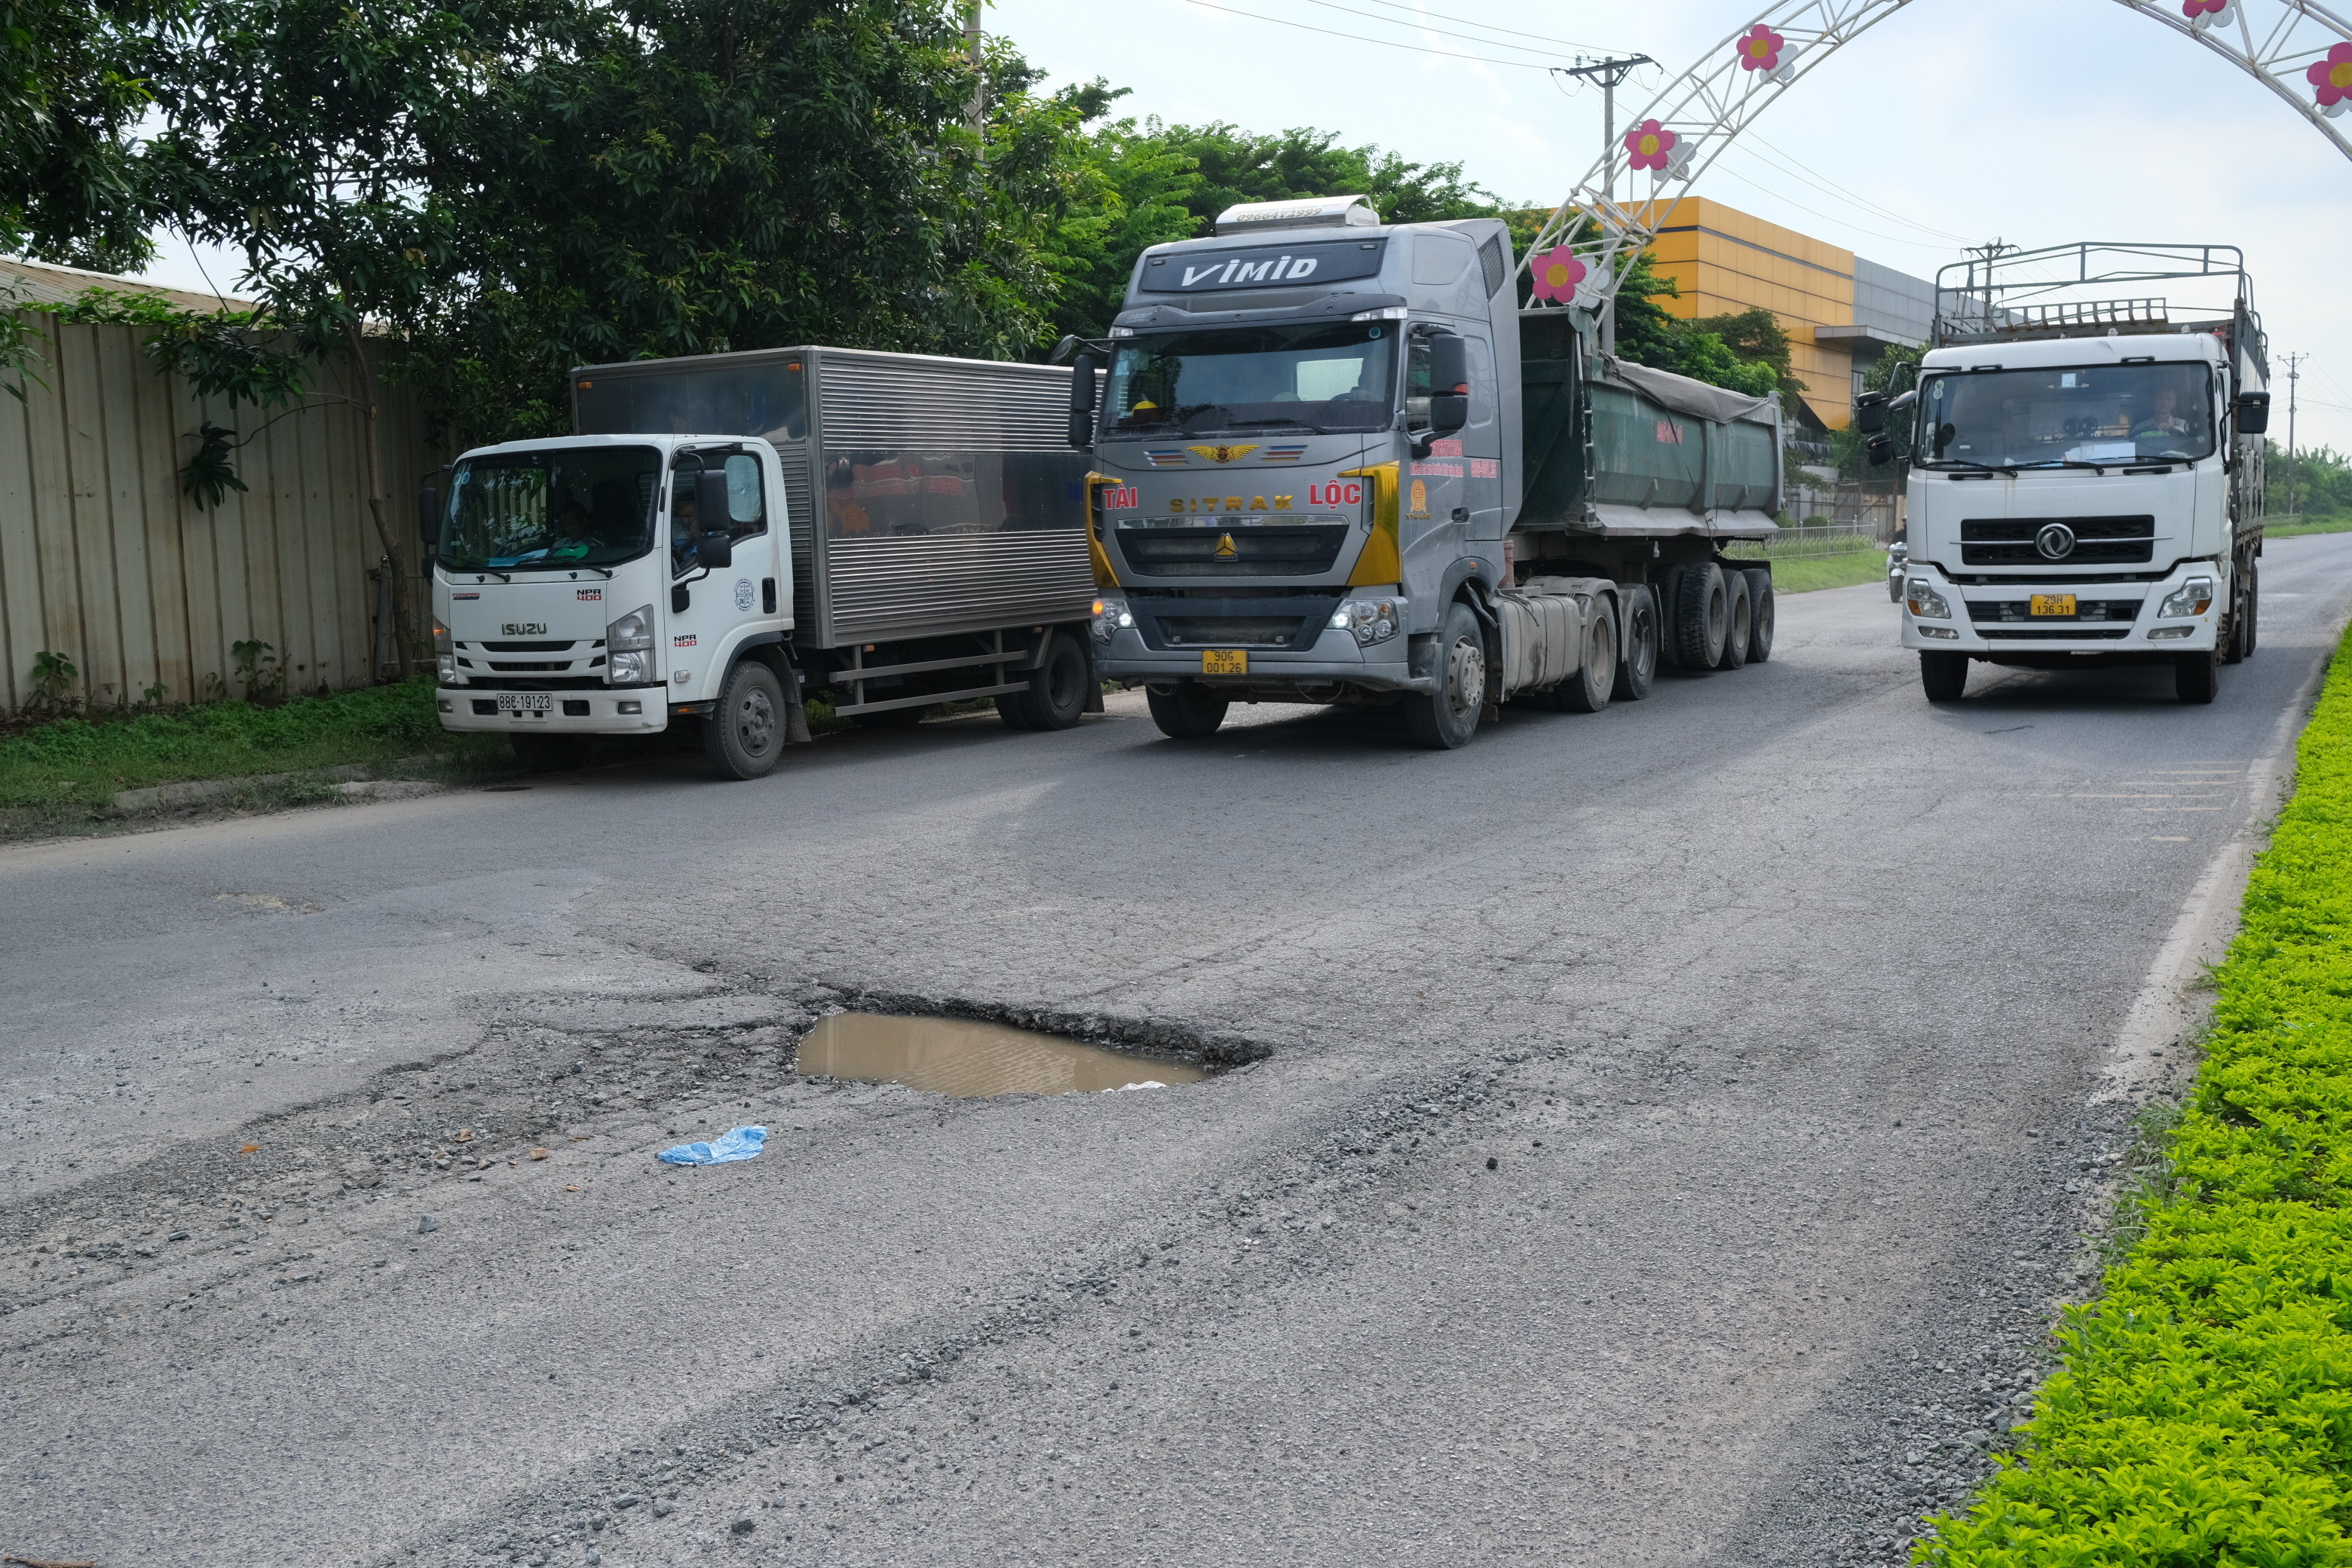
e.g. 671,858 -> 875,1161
436,687 -> 671,735
1095,625 -> 1428,696
1898,560 -> 2222,656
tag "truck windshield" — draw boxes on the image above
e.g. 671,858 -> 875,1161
1104,322 -> 1395,436
439,446 -> 663,571
1917,362 -> 2216,468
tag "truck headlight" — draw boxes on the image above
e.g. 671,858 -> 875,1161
607,605 -> 654,683
1331,597 -> 1401,647
2158,577 -> 2215,618
1905,579 -> 1952,620
1091,596 -> 1134,645
432,619 -> 458,684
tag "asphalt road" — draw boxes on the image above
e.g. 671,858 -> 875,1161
8,534 -> 2352,1568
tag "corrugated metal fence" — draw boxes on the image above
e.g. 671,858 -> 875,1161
0,311 -> 442,714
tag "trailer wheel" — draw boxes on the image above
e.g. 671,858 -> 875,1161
2175,645 -> 2221,706
1146,681 -> 1229,740
1612,586 -> 1657,701
2244,559 -> 2259,657
1672,563 -> 1726,670
1554,596 -> 1616,713
1404,600 -> 1485,749
702,659 -> 788,779
1744,570 -> 1775,662
1919,651 -> 1969,703
1715,570 -> 1751,670
510,734 -> 593,773
998,632 -> 1089,731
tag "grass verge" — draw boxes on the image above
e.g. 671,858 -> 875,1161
2268,512 -> 2352,541
1918,628 -> 2352,1566
1725,544 -> 1891,595
0,678 -> 513,829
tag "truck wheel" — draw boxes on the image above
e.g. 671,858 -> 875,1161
1672,563 -> 1726,671
1744,570 -> 1775,662
2244,560 -> 2259,657
1716,570 -> 1750,670
702,660 -> 788,779
1920,651 -> 1969,703
997,632 -> 1089,731
1611,586 -> 1657,702
2175,645 -> 2220,706
1145,681 -> 1229,739
1404,600 -> 1486,749
1554,596 -> 1616,713
510,733 -> 593,773
2226,562 -> 2259,663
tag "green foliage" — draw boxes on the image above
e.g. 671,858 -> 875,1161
27,648 -> 78,709
0,0 -> 160,271
0,676 -> 497,813
230,637 -> 281,703
1919,631 -> 2352,1568
2270,443 -> 2352,519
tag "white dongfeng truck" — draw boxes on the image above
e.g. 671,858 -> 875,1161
421,348 -> 1104,777
1868,243 -> 2271,705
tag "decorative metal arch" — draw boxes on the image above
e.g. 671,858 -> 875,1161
1519,0 -> 2352,323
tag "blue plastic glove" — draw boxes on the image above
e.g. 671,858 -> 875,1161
657,1125 -> 768,1165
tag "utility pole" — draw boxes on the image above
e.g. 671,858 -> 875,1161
1959,239 -> 2013,332
2284,351 -> 2305,517
966,1 -> 985,133
1554,55 -> 1655,204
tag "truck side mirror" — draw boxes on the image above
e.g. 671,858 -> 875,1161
697,529 -> 733,571
1068,352 -> 1101,449
2235,390 -> 2271,435
1428,334 -> 1469,436
1865,435 -> 1894,467
696,467 -> 733,556
1854,392 -> 1887,434
417,483 -> 441,550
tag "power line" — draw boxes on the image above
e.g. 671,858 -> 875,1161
1172,0 -> 1559,70
1735,131 -> 1972,243
1311,0 -> 1620,56
1297,0 -> 1593,62
1696,162 -> 1962,253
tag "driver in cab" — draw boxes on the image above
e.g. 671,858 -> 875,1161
2133,384 -> 2196,446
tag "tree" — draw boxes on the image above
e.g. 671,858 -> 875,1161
1687,306 -> 1802,395
416,0 -> 1095,440
0,0 -> 159,271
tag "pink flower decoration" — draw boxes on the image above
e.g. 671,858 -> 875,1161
1737,24 -> 1785,72
2310,42 -> 2352,106
1530,247 -> 1588,305
1625,119 -> 1677,173
2180,0 -> 2228,17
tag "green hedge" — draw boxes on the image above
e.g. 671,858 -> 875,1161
0,678 -> 489,811
1922,633 -> 2352,1566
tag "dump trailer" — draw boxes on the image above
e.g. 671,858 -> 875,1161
1069,194 -> 1787,748
1870,242 -> 2270,706
422,347 -> 1102,778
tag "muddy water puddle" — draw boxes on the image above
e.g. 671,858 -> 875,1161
795,1012 -> 1208,1098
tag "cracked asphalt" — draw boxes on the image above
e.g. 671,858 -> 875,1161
7,532 -> 2352,1568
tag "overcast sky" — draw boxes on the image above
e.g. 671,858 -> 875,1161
136,0 -> 2352,452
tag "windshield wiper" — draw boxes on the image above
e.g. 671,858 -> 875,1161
1175,403 -> 1238,430
1923,458 -> 2019,476
1226,416 -> 1334,433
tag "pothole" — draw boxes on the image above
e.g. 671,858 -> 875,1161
795,1012 -> 1210,1098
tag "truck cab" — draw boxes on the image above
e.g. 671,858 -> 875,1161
426,433 -> 801,776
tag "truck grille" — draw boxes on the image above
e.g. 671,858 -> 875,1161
1128,595 -> 1343,651
1958,516 -> 2154,566
1977,627 -> 2133,641
479,639 -> 581,652
1967,598 -> 2144,624
1117,525 -> 1349,578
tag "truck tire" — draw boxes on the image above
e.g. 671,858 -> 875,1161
2226,562 -> 2258,663
1672,563 -> 1727,671
2244,559 -> 2259,657
1404,600 -> 1486,749
1919,650 -> 1969,703
1744,569 -> 1775,662
997,632 -> 1089,731
1715,569 -> 1751,670
1611,586 -> 1657,702
1554,596 -> 1616,713
2175,645 -> 2220,706
510,733 -> 593,773
702,659 -> 789,779
1146,681 -> 1229,739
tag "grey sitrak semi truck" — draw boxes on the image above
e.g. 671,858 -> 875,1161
423,347 -> 1102,778
1067,195 -> 1787,746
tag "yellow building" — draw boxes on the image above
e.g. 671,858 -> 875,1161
1639,197 -> 1934,433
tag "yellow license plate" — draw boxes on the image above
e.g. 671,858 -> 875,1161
2029,593 -> 2078,617
1201,649 -> 1247,675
